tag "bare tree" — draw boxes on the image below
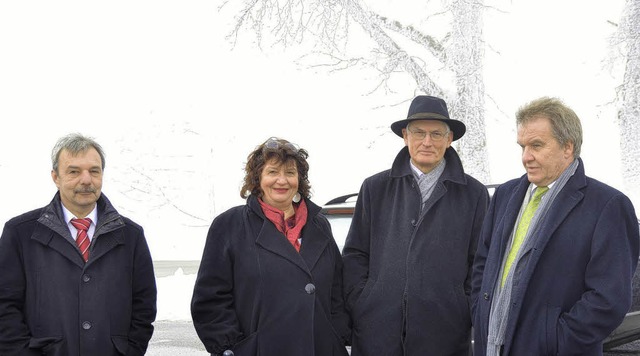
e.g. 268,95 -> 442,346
111,121 -> 213,228
224,0 -> 490,182
616,0 -> 640,198
448,0 -> 488,183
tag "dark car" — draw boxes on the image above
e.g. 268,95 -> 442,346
321,187 -> 640,351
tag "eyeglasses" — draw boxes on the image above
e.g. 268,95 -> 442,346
407,129 -> 450,142
263,137 -> 300,153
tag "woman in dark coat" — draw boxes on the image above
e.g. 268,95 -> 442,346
191,137 -> 351,356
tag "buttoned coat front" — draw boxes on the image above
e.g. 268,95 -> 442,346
0,193 -> 157,356
472,159 -> 640,356
190,196 -> 350,356
342,147 -> 489,356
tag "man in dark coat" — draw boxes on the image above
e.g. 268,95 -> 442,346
0,133 -> 157,356
472,97 -> 639,355
342,95 -> 489,355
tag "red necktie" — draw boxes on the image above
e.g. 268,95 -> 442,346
71,218 -> 92,262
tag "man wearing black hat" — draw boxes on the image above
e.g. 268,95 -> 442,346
342,95 -> 489,355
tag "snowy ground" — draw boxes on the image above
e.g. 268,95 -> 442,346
156,267 -> 198,321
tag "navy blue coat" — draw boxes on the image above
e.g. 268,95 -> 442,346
190,196 -> 350,356
342,147 -> 489,356
472,159 -> 639,355
0,193 -> 157,356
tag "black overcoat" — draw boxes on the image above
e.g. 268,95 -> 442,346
191,196 -> 351,356
342,147 -> 489,356
0,193 -> 157,356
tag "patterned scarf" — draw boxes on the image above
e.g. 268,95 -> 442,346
258,198 -> 308,252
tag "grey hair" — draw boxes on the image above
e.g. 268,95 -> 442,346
516,97 -> 583,158
51,133 -> 106,173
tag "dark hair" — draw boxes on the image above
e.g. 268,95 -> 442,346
516,97 -> 583,158
52,133 -> 106,173
240,137 -> 311,199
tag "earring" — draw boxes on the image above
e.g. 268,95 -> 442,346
293,192 -> 301,203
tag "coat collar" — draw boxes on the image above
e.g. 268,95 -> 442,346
516,158 -> 586,263
499,159 -> 586,254
34,192 -> 126,268
248,195 -> 330,275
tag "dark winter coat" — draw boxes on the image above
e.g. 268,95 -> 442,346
342,146 -> 489,356
471,159 -> 640,356
190,196 -> 351,356
0,192 -> 157,356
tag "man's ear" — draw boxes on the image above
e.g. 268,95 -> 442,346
51,169 -> 61,189
564,141 -> 575,159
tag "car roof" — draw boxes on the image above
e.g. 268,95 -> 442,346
324,193 -> 358,205
323,184 -> 499,209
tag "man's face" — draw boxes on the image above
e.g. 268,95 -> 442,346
51,147 -> 103,218
517,115 -> 574,187
402,120 -> 453,174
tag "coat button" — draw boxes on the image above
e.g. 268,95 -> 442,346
411,219 -> 417,226
222,351 -> 234,356
82,321 -> 92,330
82,274 -> 91,282
305,283 -> 316,294
483,293 -> 489,300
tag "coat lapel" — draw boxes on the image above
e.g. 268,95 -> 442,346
255,220 -> 311,274
88,227 -> 125,266
249,196 -> 331,275
31,224 -> 85,268
519,172 -> 586,272
499,179 -> 531,254
299,222 -> 330,270
484,178 -> 530,287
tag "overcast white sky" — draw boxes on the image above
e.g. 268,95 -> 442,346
0,0 -> 630,261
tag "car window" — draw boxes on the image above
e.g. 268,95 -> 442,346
325,215 -> 352,251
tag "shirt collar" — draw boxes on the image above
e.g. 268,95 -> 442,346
409,159 -> 424,177
61,203 -> 98,226
409,158 -> 446,178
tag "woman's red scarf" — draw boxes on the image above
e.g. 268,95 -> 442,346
258,198 -> 308,252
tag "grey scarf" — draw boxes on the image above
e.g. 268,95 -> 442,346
486,159 -> 579,355
413,158 -> 446,206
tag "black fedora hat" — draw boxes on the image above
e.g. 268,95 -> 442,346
391,95 -> 466,141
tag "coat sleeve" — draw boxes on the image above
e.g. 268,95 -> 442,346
327,227 -> 352,345
127,227 -> 158,356
465,186 -> 490,298
471,186 -> 499,321
191,214 -> 244,355
341,181 -> 372,313
0,222 -> 39,355
556,194 -> 640,353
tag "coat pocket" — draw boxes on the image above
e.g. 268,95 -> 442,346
29,336 -> 64,355
545,306 -> 561,355
232,331 -> 258,355
351,277 -> 377,321
111,335 -> 130,355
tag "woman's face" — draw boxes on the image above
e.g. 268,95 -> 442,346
260,159 -> 299,211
